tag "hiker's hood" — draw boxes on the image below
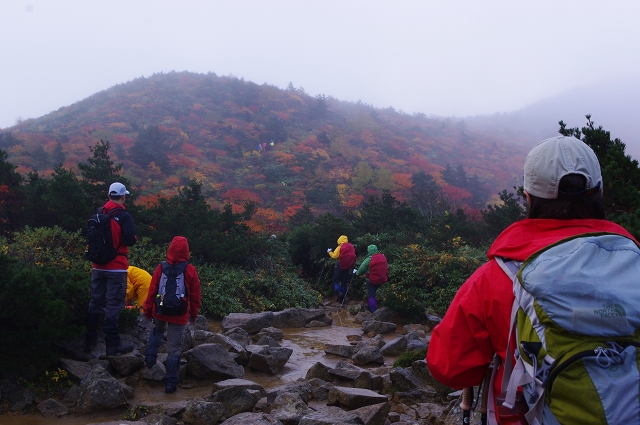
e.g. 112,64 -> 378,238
167,236 -> 190,264
487,218 -> 634,261
337,235 -> 348,245
367,245 -> 378,255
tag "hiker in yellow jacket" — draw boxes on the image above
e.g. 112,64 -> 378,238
126,266 -> 152,310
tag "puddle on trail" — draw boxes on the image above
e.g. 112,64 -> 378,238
3,309 -> 403,425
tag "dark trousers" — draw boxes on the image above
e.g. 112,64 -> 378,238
88,270 -> 127,348
332,264 -> 350,295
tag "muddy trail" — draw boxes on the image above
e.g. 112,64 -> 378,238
2,307 -> 407,425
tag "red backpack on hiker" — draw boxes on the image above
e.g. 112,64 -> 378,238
339,242 -> 356,269
368,253 -> 388,285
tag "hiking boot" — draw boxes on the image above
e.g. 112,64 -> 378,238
165,384 -> 177,394
106,343 -> 134,356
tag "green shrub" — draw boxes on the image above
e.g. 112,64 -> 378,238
0,226 -> 88,271
379,240 -> 485,320
0,255 -> 90,376
393,347 -> 427,368
127,236 -> 167,274
198,263 -> 322,318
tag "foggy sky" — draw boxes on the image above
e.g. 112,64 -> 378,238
2,0 -> 640,130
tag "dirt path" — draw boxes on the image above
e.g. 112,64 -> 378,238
3,307 -> 403,425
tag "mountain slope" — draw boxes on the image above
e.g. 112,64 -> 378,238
3,71 -> 529,231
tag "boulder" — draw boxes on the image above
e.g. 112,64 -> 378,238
361,320 -> 397,334
211,378 -> 267,398
246,345 -> 293,374
107,351 -> 145,376
271,308 -> 331,328
350,402 -> 391,425
221,312 -> 275,334
327,386 -> 388,410
352,345 -> 384,366
211,386 -> 258,418
183,343 -> 244,379
37,398 -> 68,417
182,399 -> 225,425
58,358 -> 93,381
299,406 -> 365,424
324,343 -> 356,358
305,362 -> 332,381
220,412 -> 284,425
76,365 -> 128,413
268,392 -> 314,425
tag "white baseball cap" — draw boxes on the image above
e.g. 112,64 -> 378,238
524,136 -> 602,200
108,182 -> 130,196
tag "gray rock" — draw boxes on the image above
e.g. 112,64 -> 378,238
307,378 -> 334,402
211,386 -> 258,418
370,307 -> 395,323
221,312 -> 275,334
63,385 -> 81,404
299,406 -> 365,424
307,320 -> 330,327
220,412 -> 284,425
271,308 -> 331,328
267,381 -> 314,404
414,402 -> 448,424
391,388 -> 440,405
37,398 -> 68,417
406,339 -> 428,352
352,345 -> 384,366
390,367 -> 426,391
183,343 -> 244,379
380,335 -> 409,356
143,361 -> 167,381
0,380 -> 36,411
327,386 -> 388,410
255,326 -> 285,341
350,402 -> 390,425
305,362 -> 332,381
193,315 -> 210,331
58,358 -> 93,381
182,399 -> 225,425
324,343 -> 356,358
269,392 -> 314,425
361,320 -> 397,334
255,335 -> 281,347
211,378 -> 267,398
107,352 -> 145,376
410,360 -> 455,399
76,365 -> 128,413
247,345 -> 293,374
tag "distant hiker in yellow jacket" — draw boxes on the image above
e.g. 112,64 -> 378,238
327,235 -> 356,302
126,266 -> 152,310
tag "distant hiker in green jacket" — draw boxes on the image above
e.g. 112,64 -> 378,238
354,244 -> 388,312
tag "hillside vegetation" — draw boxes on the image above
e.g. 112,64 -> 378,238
2,71 -> 529,231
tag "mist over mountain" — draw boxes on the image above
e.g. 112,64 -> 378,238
2,72 -> 636,229
466,77 -> 640,159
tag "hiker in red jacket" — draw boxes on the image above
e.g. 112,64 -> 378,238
327,235 -> 356,302
143,236 -> 201,394
427,136 -> 637,424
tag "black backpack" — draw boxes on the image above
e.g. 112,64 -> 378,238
155,261 -> 189,316
84,207 -> 123,265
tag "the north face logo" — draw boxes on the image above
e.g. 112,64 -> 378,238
594,303 -> 626,318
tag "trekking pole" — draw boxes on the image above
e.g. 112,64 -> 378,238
461,387 -> 473,425
339,273 -> 355,310
316,259 -> 326,286
478,358 -> 494,425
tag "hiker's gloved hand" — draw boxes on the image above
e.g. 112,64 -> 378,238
353,269 -> 357,274
327,248 -> 332,253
